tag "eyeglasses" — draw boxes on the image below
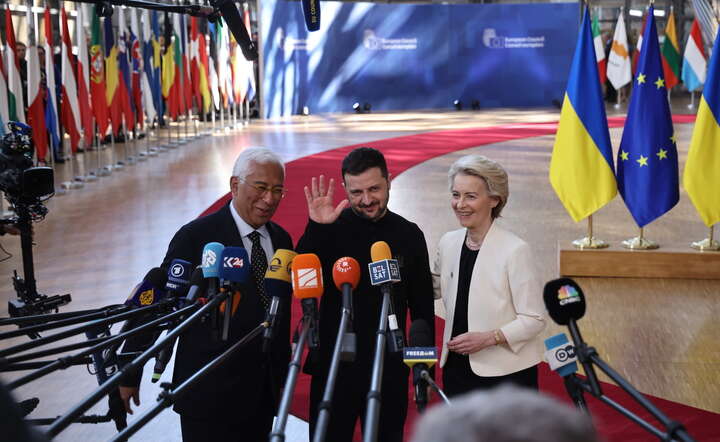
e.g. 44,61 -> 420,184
238,178 -> 287,199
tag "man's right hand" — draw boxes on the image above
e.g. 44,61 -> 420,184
303,175 -> 348,224
119,386 -> 140,415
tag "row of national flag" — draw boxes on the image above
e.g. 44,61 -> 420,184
594,9 -> 708,94
0,4 -> 256,161
551,5 -> 720,230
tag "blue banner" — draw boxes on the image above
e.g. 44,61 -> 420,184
261,1 -> 579,118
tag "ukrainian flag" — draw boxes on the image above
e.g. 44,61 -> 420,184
684,30 -> 720,227
104,17 -> 119,108
550,7 -> 617,222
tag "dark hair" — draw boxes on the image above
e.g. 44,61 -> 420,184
341,147 -> 388,179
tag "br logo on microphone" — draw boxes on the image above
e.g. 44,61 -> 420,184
297,268 -> 319,288
223,256 -> 245,268
557,284 -> 581,306
171,264 -> 185,278
554,344 -> 576,362
202,250 -> 217,268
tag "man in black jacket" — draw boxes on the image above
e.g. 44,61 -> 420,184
119,147 -> 293,441
297,147 -> 436,442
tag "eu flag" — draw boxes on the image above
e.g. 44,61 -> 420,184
617,5 -> 679,228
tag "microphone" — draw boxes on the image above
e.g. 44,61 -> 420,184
201,242 -> 225,337
301,0 -> 320,31
404,319 -> 438,412
165,259 -> 193,297
262,249 -> 297,352
218,247 -> 251,341
543,277 -> 600,396
332,257 -> 361,362
152,267 -> 207,383
544,333 -> 587,410
210,0 -> 258,61
291,253 -> 324,349
124,268 -> 168,308
368,241 -> 404,352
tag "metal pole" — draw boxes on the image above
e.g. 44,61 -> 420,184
362,292 -> 390,442
270,319 -> 310,442
313,310 -> 352,442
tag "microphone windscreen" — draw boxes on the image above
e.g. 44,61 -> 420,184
292,253 -> 324,299
265,249 -> 297,283
370,241 -> 392,262
211,0 -> 258,60
218,246 -> 250,283
409,319 -> 433,347
301,0 -> 320,31
125,267 -> 167,307
332,257 -> 361,290
166,259 -> 192,291
543,278 -> 586,325
188,266 -> 205,287
201,242 -> 225,278
185,267 -> 208,302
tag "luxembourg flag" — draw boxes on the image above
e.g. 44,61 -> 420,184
681,19 -> 706,92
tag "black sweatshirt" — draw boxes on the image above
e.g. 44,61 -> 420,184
296,208 -> 435,378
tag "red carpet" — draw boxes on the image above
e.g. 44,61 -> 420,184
202,116 -> 720,441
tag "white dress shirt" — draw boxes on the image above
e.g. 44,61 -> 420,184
229,201 -> 274,263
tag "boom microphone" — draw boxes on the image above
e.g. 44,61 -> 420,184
262,249 -> 297,352
165,259 -> 193,296
404,319 -> 438,412
333,257 -> 360,361
369,241 -> 403,352
218,247 -> 250,340
301,0 -> 320,31
125,268 -> 168,308
291,253 -> 324,349
210,0 -> 258,61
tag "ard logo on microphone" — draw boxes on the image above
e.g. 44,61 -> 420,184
223,256 -> 245,268
297,268 -> 319,288
557,285 -> 581,306
139,289 -> 154,306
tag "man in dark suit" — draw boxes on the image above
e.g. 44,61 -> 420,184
119,147 -> 293,441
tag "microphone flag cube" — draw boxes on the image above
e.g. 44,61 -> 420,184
201,242 -> 225,278
167,259 -> 192,290
219,247 -> 250,283
544,333 -> 578,377
368,259 -> 401,286
402,347 -> 438,368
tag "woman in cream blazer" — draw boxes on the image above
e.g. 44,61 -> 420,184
432,154 -> 546,397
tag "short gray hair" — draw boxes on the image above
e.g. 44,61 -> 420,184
448,154 -> 508,219
232,147 -> 285,179
412,386 -> 600,442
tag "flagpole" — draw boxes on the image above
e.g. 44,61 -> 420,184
687,91 -> 695,109
622,227 -> 659,249
691,225 -> 720,251
572,214 -> 610,249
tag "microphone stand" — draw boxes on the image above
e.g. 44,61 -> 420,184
45,293 -> 228,437
0,300 -> 174,359
0,304 -> 130,340
362,290 -> 390,442
313,290 -> 353,442
566,319 -> 695,442
0,305 -> 124,327
270,315 -> 311,442
108,320 -> 270,442
7,305 -> 194,390
420,371 -> 450,405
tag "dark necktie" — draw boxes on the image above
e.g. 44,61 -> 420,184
248,231 -> 269,309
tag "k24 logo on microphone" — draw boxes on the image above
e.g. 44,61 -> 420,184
223,256 -> 245,268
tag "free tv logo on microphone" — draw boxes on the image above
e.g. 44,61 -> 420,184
557,285 -> 581,306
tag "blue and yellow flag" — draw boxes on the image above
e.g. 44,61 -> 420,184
550,7 -> 616,222
616,5 -> 678,228
683,30 -> 720,227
